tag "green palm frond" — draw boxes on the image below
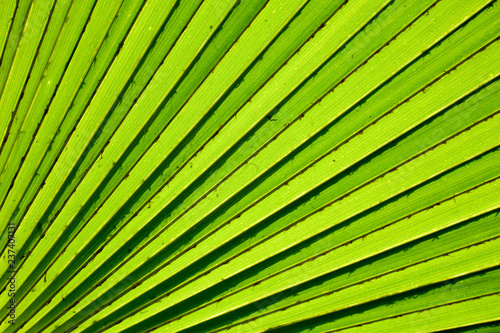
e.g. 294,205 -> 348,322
0,0 -> 499,332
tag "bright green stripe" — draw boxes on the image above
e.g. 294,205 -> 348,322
120,2 -> 500,309
132,0 -> 428,254
258,216 -> 500,332
112,0 -> 397,259
2,0 -> 132,233
0,0 -> 129,230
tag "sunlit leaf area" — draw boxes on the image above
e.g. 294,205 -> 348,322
0,0 -> 499,332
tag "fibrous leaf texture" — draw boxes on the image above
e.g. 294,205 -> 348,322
0,0 -> 499,332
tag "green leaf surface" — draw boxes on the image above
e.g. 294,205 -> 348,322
0,0 -> 498,332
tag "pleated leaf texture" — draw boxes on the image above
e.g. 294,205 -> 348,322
0,0 -> 499,332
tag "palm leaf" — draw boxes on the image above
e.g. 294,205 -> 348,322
0,0 -> 499,332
